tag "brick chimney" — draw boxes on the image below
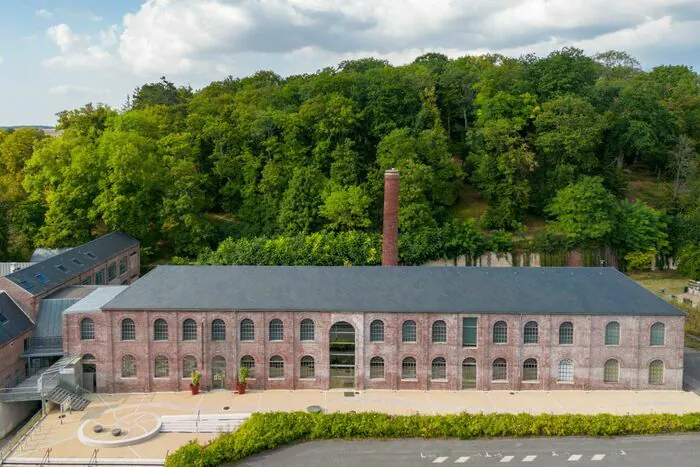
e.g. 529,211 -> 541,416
382,168 -> 400,266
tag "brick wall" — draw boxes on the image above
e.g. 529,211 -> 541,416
65,309 -> 685,393
0,330 -> 31,388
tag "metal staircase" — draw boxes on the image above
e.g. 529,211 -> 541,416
0,354 -> 84,404
46,386 -> 91,411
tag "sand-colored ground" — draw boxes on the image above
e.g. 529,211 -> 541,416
7,389 -> 700,464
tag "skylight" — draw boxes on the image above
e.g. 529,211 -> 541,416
56,265 -> 68,273
85,252 -> 96,259
35,274 -> 48,284
19,280 -> 34,290
72,258 -> 83,266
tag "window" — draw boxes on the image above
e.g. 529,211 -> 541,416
431,357 -> 447,380
211,319 -> 226,341
85,252 -> 96,259
23,338 -> 29,351
183,319 -> 197,341
402,357 -> 417,379
523,321 -> 538,344
183,356 -> 197,378
82,354 -> 96,361
240,355 -> 255,378
300,356 -> 315,379
370,320 -> 384,342
108,263 -> 117,281
492,321 -> 507,344
240,319 -> 255,341
558,359 -> 574,383
95,269 -> 105,285
462,358 -> 477,389
492,358 -> 507,381
523,358 -> 538,382
432,320 -> 447,343
269,319 -> 284,341
402,320 -> 416,343
154,356 -> 169,378
119,256 -> 128,275
603,359 -> 619,383
56,265 -> 68,273
121,355 -> 136,378
650,323 -> 665,346
121,319 -> 136,341
370,357 -> 384,379
0,312 -> 6,324
559,322 -> 574,345
463,317 -> 477,347
605,322 -> 620,345
154,319 -> 168,341
649,360 -> 664,385
80,318 -> 95,340
19,280 -> 34,290
269,356 -> 284,379
72,258 -> 83,266
81,276 -> 92,285
35,274 -> 48,284
300,319 -> 315,341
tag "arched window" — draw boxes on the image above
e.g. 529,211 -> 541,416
523,321 -> 538,344
269,319 -> 283,341
182,319 -> 197,341
300,319 -> 315,341
650,322 -> 665,346
492,358 -> 507,381
370,320 -> 384,342
82,354 -> 96,361
121,355 -> 136,378
559,322 -> 573,345
649,360 -> 664,384
431,320 -> 447,343
121,318 -> 135,341
605,322 -> 620,345
183,355 -> 197,378
523,358 -> 538,381
240,319 -> 255,341
240,355 -> 255,378
462,358 -> 477,389
431,357 -> 447,380
269,356 -> 284,379
558,359 -> 573,382
402,320 -> 417,343
153,319 -> 168,341
603,359 -> 619,383
211,319 -> 226,341
370,357 -> 384,379
492,321 -> 507,344
80,318 -> 95,340
402,357 -> 417,379
300,356 -> 315,379
154,355 -> 169,378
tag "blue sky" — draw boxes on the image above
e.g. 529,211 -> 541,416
1,0 -> 699,126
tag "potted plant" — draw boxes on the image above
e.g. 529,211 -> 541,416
190,370 -> 201,395
237,367 -> 249,395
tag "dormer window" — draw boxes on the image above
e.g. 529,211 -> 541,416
72,258 -> 83,266
56,265 -> 68,273
85,252 -> 96,259
35,274 -> 48,284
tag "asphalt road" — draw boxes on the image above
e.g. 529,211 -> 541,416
239,435 -> 700,466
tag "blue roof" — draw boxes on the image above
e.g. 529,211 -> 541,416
104,266 -> 685,316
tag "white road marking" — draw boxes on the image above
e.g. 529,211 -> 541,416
455,457 -> 470,463
568,454 -> 582,461
522,455 -> 537,462
500,456 -> 514,463
433,457 -> 448,463
591,454 -> 606,461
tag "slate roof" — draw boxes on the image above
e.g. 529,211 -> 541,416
6,232 -> 138,296
65,286 -> 129,314
0,292 -> 33,346
31,247 -> 73,263
104,265 -> 685,316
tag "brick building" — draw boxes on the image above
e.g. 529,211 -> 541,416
63,265 -> 685,393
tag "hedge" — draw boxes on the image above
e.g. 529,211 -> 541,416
164,411 -> 700,467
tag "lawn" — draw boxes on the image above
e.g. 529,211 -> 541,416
628,270 -> 689,296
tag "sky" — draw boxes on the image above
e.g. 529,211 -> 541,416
0,0 -> 699,126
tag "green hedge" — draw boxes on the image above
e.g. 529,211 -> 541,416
164,411 -> 700,467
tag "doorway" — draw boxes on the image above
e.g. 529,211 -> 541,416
462,358 -> 476,389
212,356 -> 226,390
329,321 -> 355,389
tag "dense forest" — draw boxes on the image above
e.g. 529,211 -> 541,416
0,48 -> 699,276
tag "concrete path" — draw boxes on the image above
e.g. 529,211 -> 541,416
239,435 -> 700,467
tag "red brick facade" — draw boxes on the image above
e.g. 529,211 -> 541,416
0,329 -> 31,388
63,310 -> 684,393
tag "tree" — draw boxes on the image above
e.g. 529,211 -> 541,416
611,200 -> 668,255
668,135 -> 697,200
131,76 -> 192,110
677,244 -> 700,280
320,184 -> 371,231
278,167 -> 326,234
546,176 -> 617,245
527,47 -> 598,100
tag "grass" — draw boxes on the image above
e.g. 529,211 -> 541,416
628,270 -> 689,296
625,168 -> 672,209
453,183 -> 489,222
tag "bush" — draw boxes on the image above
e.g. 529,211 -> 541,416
624,250 -> 656,271
164,411 -> 700,467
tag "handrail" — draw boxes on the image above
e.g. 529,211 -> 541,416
40,447 -> 51,466
0,410 -> 45,462
89,448 -> 99,466
196,409 -> 200,434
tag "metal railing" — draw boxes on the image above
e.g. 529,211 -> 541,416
23,337 -> 63,354
0,409 -> 45,463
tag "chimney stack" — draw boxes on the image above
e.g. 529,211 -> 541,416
382,168 -> 400,266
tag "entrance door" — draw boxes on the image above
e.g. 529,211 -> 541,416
329,322 -> 355,389
462,358 -> 476,389
212,356 -> 226,390
82,364 -> 96,392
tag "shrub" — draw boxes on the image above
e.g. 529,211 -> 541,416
164,411 -> 700,467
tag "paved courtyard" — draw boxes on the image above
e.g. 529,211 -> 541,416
6,388 -> 700,465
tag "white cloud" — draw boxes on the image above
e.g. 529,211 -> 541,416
44,24 -> 118,70
35,9 -> 53,18
48,84 -> 101,95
